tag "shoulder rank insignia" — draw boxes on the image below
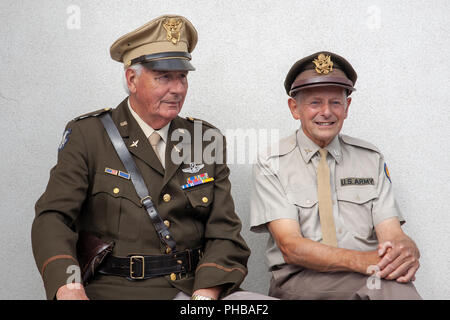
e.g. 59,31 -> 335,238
58,128 -> 72,151
384,163 -> 392,183
182,162 -> 204,174
74,107 -> 111,122
185,116 -> 219,130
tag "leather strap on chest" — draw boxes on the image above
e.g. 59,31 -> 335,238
99,112 -> 177,252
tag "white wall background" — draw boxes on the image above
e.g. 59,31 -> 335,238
1,0 -> 449,299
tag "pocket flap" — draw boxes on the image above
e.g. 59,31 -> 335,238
91,172 -> 142,207
286,188 -> 318,208
337,187 -> 378,204
184,184 -> 214,208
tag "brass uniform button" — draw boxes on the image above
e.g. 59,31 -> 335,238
163,193 -> 171,202
202,197 -> 208,203
164,220 -> 171,228
113,187 -> 120,194
170,273 -> 176,281
165,247 -> 172,254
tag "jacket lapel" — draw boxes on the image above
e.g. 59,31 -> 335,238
163,116 -> 191,187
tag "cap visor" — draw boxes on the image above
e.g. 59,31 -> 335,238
142,58 -> 195,71
290,83 -> 355,96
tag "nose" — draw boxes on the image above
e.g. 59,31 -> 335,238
168,77 -> 187,94
320,103 -> 332,117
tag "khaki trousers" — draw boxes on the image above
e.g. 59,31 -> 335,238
269,264 -> 422,300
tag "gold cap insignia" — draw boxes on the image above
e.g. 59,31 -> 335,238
163,18 -> 183,44
312,53 -> 333,75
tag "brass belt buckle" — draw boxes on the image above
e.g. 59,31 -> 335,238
130,255 -> 145,279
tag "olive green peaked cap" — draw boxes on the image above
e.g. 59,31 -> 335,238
285,51 -> 357,96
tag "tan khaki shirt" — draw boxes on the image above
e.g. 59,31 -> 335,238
250,129 -> 404,269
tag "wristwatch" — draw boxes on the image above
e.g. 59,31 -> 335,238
191,294 -> 216,300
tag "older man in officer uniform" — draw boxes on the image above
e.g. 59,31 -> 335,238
31,15 -> 262,300
250,51 -> 422,299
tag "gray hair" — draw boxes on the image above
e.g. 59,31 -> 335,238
123,64 -> 144,94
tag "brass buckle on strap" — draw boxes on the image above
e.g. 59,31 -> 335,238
140,195 -> 152,205
130,255 -> 145,279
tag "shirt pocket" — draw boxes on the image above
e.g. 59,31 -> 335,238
89,172 -> 143,241
337,187 -> 378,238
286,188 -> 321,240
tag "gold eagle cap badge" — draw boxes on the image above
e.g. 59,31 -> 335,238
163,17 -> 183,44
313,54 -> 334,74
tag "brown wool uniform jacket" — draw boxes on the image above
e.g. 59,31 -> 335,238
31,98 -> 250,299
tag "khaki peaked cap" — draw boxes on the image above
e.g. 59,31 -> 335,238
285,51 -> 357,96
110,15 -> 198,71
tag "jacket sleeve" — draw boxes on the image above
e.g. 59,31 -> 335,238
31,120 -> 89,299
193,136 -> 251,298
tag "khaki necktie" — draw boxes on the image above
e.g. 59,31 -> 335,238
149,131 -> 163,165
317,149 -> 338,247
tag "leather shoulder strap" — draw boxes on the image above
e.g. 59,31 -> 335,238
99,113 -> 176,252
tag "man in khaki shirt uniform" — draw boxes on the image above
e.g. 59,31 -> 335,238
31,15 -> 263,300
250,51 -> 421,299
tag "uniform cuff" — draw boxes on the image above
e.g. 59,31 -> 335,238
194,263 -> 247,299
41,256 -> 80,300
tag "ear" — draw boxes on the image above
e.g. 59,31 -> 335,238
125,68 -> 138,94
344,96 -> 352,119
288,97 -> 301,120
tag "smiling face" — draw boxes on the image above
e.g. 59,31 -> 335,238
127,66 -> 188,129
288,86 -> 351,148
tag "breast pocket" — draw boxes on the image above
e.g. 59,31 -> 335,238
337,187 -> 377,238
88,172 -> 143,241
184,183 -> 214,220
286,188 -> 320,240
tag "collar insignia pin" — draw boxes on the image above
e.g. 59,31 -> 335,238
130,140 -> 139,148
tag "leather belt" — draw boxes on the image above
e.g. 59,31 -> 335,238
98,247 -> 203,280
